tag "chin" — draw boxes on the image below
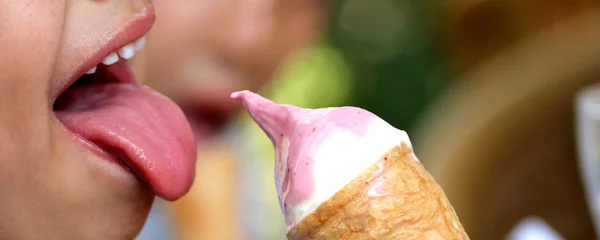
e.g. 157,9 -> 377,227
32,134 -> 156,239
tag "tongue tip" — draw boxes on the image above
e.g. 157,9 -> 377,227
150,147 -> 197,201
152,169 -> 196,201
155,188 -> 188,201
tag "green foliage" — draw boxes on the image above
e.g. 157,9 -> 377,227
326,0 -> 452,131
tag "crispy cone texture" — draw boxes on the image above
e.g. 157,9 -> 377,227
287,144 -> 469,240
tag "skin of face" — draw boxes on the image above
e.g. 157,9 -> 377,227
0,0 -> 321,238
0,0 -> 157,239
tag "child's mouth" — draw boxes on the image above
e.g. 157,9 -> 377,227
179,102 -> 236,140
52,11 -> 196,201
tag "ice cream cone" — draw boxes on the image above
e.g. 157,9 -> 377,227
287,144 -> 469,240
231,90 -> 469,239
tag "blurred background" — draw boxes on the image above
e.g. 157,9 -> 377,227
131,0 -> 600,239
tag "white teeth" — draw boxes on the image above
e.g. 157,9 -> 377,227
133,37 -> 147,52
85,35 -> 146,75
101,52 -> 119,65
118,44 -> 135,60
85,66 -> 97,74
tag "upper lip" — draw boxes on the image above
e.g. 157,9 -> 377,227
53,5 -> 155,102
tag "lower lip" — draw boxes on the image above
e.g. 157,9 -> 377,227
60,122 -> 146,187
68,126 -> 128,167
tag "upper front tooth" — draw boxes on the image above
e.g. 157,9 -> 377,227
101,52 -> 119,65
133,37 -> 147,51
85,66 -> 97,74
118,44 -> 135,60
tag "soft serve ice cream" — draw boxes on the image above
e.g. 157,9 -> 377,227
232,90 -> 468,239
230,90 -> 415,230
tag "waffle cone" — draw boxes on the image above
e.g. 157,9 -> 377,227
287,144 -> 469,240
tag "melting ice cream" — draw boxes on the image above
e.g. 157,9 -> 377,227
231,90 -> 414,230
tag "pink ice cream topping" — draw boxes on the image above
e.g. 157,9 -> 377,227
231,90 -> 381,227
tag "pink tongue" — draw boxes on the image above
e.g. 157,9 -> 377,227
55,83 -> 196,200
